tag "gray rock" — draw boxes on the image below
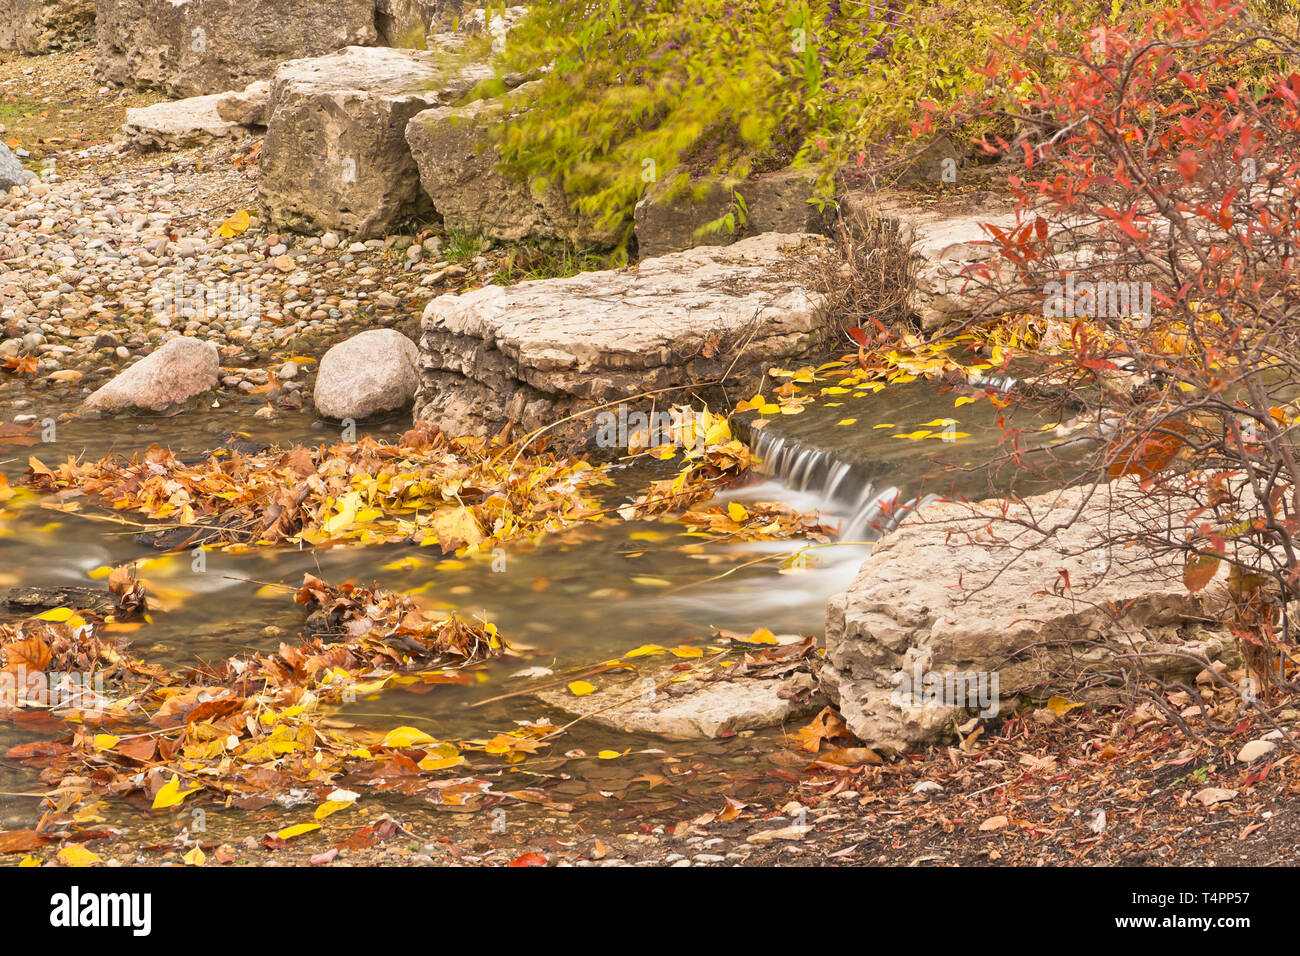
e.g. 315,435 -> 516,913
822,483 -> 1230,751
83,336 -> 219,412
536,664 -> 823,740
633,167 -> 827,258
374,0 -> 441,46
415,232 -> 837,445
94,0 -> 379,97
0,143 -> 35,193
406,84 -> 617,246
0,0 -> 94,53
259,46 -> 494,238
313,328 -> 419,419
122,95 -> 246,150
215,80 -> 270,126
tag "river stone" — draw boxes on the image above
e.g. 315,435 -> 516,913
0,0 -> 94,52
822,483 -> 1233,752
83,336 -> 220,412
123,95 -> 247,150
0,143 -> 35,193
215,80 -> 271,126
406,82 -> 616,246
414,232 -> 837,445
94,0 -> 379,97
536,665 -> 824,740
313,329 -> 420,420
633,167 -> 827,259
259,46 -> 497,238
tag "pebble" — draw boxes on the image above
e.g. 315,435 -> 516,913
0,148 -> 430,409
1237,738 -> 1278,763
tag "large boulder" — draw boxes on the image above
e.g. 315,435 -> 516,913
83,336 -> 220,412
0,0 -> 94,53
821,483 -> 1234,752
415,232 -> 837,444
406,86 -> 617,247
93,0 -> 379,97
313,329 -> 420,420
0,143 -> 35,193
634,167 -> 827,259
122,94 -> 247,150
259,46 -> 497,239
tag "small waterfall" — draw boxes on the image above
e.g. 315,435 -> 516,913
749,428 -> 938,541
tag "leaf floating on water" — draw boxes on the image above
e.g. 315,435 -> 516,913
382,726 -> 436,748
152,774 -> 200,809
276,822 -> 321,840
568,680 -> 596,697
623,644 -> 667,658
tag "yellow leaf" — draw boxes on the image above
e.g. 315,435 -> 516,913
954,396 -> 975,407
836,419 -> 858,426
873,423 -> 896,429
568,680 -> 596,697
739,627 -> 777,644
152,774 -> 200,809
1045,696 -> 1084,717
93,734 -> 120,751
630,576 -> 671,587
57,845 -> 101,867
418,753 -> 465,771
597,749 -> 624,759
382,726 -> 436,748
36,606 -> 74,622
624,644 -> 667,658
669,646 -> 703,658
314,801 -> 352,820
727,501 -> 748,522
214,209 -> 251,238
18,855 -> 40,867
183,846 -> 205,866
276,822 -> 321,840
87,565 -> 113,580
892,430 -> 933,440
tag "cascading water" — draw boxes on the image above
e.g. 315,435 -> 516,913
748,427 -> 939,544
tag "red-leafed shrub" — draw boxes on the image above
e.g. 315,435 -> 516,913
939,1 -> 1300,692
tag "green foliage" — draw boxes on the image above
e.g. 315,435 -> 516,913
491,0 -> 1148,241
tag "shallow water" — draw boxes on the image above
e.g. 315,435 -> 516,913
0,376 -> 1065,847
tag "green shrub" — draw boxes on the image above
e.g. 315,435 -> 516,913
487,0 -> 1161,246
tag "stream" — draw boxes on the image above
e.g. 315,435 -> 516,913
0,373 -> 1058,851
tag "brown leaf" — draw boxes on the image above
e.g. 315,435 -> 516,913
0,830 -> 47,854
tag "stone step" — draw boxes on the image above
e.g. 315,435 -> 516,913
415,232 -> 839,446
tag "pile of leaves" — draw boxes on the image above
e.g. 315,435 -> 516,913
0,572 -> 568,850
25,422 -> 608,555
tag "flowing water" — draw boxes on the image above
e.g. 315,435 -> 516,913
0,375 -> 1063,849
